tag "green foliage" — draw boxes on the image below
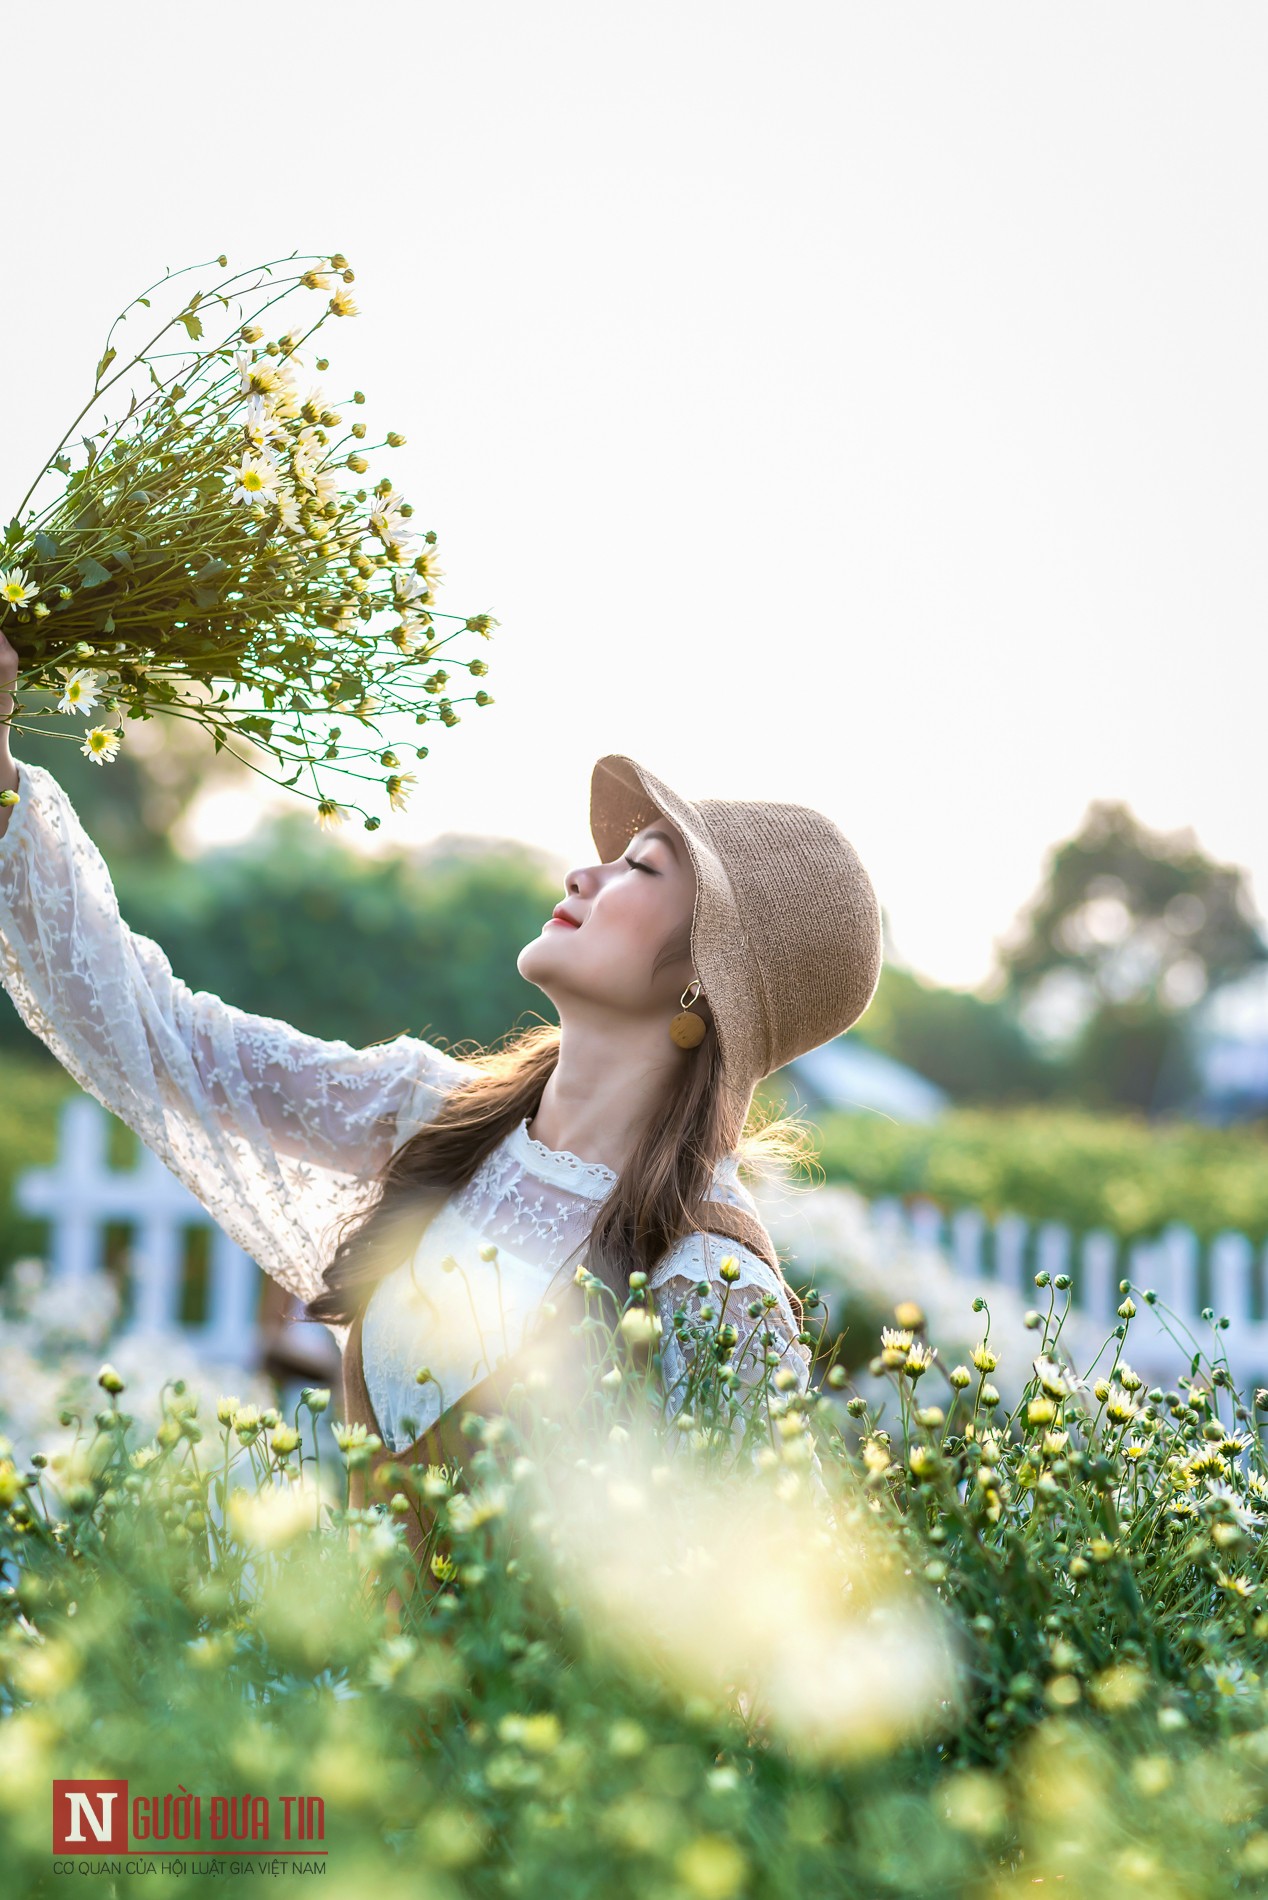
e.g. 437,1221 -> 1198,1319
810,1104 -> 1268,1243
1066,995 -> 1203,1113
851,962 -> 1064,1103
0,817 -> 564,1063
847,1276 -> 1268,1776
7,1282 -> 1268,1893
8,691 -> 256,865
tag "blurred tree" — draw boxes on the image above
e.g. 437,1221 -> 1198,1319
851,961 -> 1063,1105
9,681 -> 256,864
2,808 -> 564,1063
4,687 -> 572,1063
993,799 -> 1268,1112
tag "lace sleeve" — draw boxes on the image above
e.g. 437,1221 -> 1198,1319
0,758 -> 474,1309
648,1232 -> 812,1443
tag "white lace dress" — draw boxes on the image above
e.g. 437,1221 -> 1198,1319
0,758 -> 812,1452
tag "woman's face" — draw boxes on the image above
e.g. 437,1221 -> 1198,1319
517,817 -> 701,1024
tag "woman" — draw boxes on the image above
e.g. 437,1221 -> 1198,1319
0,629 -> 883,1544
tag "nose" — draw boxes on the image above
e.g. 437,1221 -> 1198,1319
563,857 -> 607,899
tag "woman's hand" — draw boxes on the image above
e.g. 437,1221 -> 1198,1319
0,626 -> 21,814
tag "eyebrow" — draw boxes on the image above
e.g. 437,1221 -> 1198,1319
631,826 -> 682,860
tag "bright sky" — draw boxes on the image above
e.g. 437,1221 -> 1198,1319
5,3 -> 1266,992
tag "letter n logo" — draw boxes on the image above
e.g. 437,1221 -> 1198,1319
53,1780 -> 129,1853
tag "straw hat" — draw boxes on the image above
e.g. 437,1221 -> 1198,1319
589,753 -> 884,1123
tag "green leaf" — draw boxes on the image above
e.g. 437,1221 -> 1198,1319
193,556 -> 230,586
238,715 -> 275,741
106,545 -> 133,571
76,556 -> 112,589
178,310 -> 204,342
31,531 -> 59,563
213,727 -> 225,754
95,346 -> 117,383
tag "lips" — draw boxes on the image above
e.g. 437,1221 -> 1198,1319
549,906 -> 581,929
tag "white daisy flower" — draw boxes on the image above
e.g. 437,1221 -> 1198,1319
393,569 -> 427,606
415,546 -> 445,593
270,364 -> 302,421
56,669 -> 102,717
243,395 -> 270,447
386,771 -> 417,812
1032,1354 -> 1075,1399
231,454 -> 281,506
80,727 -> 122,765
369,494 -> 413,547
0,566 -> 36,607
1205,1478 -> 1264,1533
235,352 -> 278,398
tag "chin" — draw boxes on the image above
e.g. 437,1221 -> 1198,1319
516,938 -> 548,977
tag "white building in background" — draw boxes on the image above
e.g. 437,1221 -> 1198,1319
778,1036 -> 950,1123
1189,964 -> 1268,1123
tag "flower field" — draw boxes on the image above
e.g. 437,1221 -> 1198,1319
6,1266 -> 1268,1897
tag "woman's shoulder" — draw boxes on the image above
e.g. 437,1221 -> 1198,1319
647,1227 -> 783,1302
391,1037 -> 480,1136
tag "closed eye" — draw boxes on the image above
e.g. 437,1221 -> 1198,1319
624,854 -> 654,873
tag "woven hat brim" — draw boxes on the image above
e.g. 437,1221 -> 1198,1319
589,753 -> 767,1110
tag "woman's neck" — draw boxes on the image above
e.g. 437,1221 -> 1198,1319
529,1017 -> 686,1175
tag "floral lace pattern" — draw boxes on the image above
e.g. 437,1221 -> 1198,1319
0,758 -> 811,1451
0,760 -> 472,1350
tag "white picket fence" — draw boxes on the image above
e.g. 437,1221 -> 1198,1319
11,1096 -> 320,1365
11,1095 -> 1268,1396
869,1193 -> 1268,1395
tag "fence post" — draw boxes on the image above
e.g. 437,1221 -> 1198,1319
14,1097 -> 111,1281
1035,1221 -> 1072,1284
908,1197 -> 945,1254
949,1205 -> 987,1280
994,1213 -> 1030,1295
205,1229 -> 262,1359
1080,1229 -> 1120,1326
1210,1230 -> 1255,1329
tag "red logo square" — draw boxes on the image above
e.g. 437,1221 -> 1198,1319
53,1780 -> 129,1854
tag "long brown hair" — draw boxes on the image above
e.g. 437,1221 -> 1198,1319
304,923 -> 819,1343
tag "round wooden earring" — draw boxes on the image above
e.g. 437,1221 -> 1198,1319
670,979 -> 707,1049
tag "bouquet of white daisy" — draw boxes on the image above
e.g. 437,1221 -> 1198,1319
0,252 -> 497,830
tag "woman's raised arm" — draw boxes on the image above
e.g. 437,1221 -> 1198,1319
0,655 -> 473,1313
